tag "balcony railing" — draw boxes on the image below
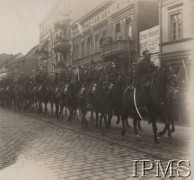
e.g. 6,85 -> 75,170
73,53 -> 101,65
54,22 -> 68,30
101,40 -> 129,57
54,37 -> 70,53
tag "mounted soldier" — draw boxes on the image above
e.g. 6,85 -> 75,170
133,49 -> 156,89
106,61 -> 120,83
133,49 -> 157,106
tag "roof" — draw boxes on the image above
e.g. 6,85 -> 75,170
15,45 -> 39,65
0,53 -> 14,67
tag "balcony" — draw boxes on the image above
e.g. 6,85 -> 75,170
101,40 -> 129,58
54,36 -> 71,54
38,47 -> 49,60
54,21 -> 68,31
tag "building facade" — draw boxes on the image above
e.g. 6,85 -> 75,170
71,0 -> 159,74
39,0 -> 72,74
160,0 -> 194,72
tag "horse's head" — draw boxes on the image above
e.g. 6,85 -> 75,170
64,84 -> 69,95
90,83 -> 97,95
38,85 -> 43,92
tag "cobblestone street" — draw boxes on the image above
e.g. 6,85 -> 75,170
0,107 -> 192,180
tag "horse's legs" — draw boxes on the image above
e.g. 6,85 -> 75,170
45,102 -> 47,113
158,111 -> 171,138
116,115 -> 120,125
50,101 -> 53,115
95,111 -> 99,128
103,113 -> 108,127
64,107 -> 68,116
67,106 -> 73,122
133,117 -> 139,137
138,119 -> 142,130
90,109 -> 94,122
59,104 -> 64,120
107,106 -> 113,128
126,118 -> 131,128
171,119 -> 175,133
81,106 -> 88,127
55,101 -> 59,119
121,116 -> 126,136
151,117 -> 159,144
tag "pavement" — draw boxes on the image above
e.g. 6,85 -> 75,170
0,107 -> 192,180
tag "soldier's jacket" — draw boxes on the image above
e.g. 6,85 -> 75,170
133,57 -> 156,88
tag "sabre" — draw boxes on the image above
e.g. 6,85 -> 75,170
181,59 -> 188,83
133,88 -> 143,120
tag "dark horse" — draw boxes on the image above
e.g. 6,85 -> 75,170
89,77 -> 108,128
59,81 -> 80,121
77,81 -> 94,127
106,75 -> 129,128
36,84 -> 51,113
121,67 -> 172,144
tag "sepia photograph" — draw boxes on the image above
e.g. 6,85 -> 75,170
0,0 -> 193,179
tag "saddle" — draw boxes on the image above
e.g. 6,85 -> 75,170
38,85 -> 43,92
91,83 -> 97,92
80,86 -> 86,96
107,83 -> 114,94
64,84 -> 69,93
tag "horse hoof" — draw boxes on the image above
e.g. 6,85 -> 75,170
154,138 -> 160,144
136,134 -> 142,141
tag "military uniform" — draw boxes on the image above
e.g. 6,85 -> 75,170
106,62 -> 120,83
133,50 -> 156,105
133,52 -> 156,88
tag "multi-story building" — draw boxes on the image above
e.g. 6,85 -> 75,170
71,0 -> 159,74
39,0 -> 72,73
160,0 -> 194,72
15,45 -> 39,76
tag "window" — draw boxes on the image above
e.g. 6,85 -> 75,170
95,34 -> 99,53
170,12 -> 182,41
81,41 -> 85,57
192,5 -> 194,36
77,44 -> 79,59
102,30 -> 106,36
115,22 -> 122,40
73,45 -> 75,60
126,18 -> 132,38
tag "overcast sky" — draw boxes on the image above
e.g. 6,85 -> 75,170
0,0 -> 105,55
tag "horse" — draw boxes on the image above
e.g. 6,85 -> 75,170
52,82 -> 66,119
77,80 -> 94,127
89,77 -> 108,128
121,66 -> 171,144
36,84 -> 51,113
106,74 -> 129,128
59,80 -> 80,121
